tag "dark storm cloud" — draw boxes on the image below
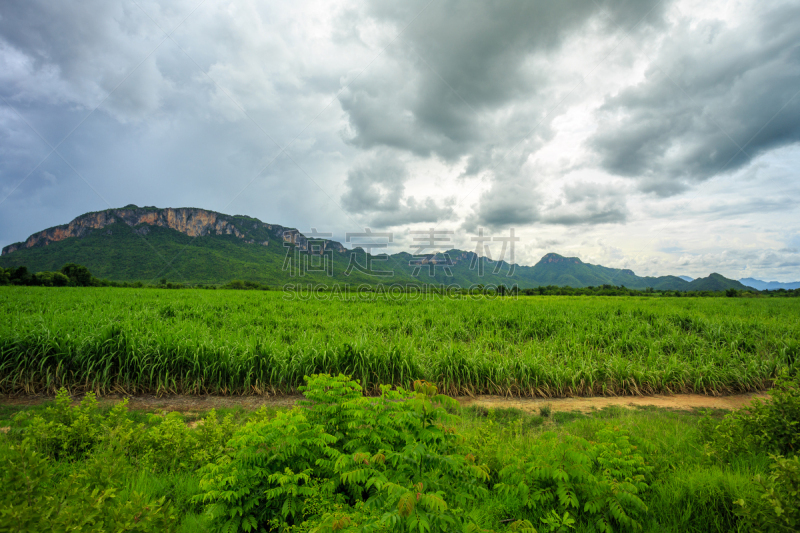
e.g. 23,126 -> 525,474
542,205 -> 627,226
339,0 -> 667,231
370,197 -> 456,228
463,176 -> 541,232
0,0 -> 367,248
341,154 -> 407,213
591,2 -> 800,194
340,0 -> 667,163
464,179 -> 629,231
340,152 -> 455,228
0,0 -> 196,222
542,182 -> 628,225
0,0 -> 171,118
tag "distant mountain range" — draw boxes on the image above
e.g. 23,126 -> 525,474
0,205 -> 761,291
738,278 -> 800,291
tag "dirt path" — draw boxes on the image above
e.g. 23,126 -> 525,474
0,391 -> 769,414
0,393 -> 299,413
457,391 -> 769,414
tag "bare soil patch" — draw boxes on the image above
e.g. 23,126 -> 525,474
457,391 -> 769,414
1,391 -> 768,415
0,393 -> 299,411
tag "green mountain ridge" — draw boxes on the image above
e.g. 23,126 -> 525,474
684,273 -> 752,292
0,206 -> 751,291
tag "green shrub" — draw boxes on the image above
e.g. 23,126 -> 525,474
735,454 -> 800,533
0,441 -> 176,532
196,408 -> 338,531
12,390 -> 236,472
496,427 -> 653,532
18,389 -> 104,461
645,466 -> 755,533
700,373 -> 800,461
196,374 -> 490,533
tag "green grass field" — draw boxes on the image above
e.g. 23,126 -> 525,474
1,287 -> 798,395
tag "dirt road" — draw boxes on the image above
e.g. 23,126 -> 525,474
0,390 -> 768,414
457,391 -> 768,413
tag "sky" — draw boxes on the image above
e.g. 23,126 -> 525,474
1,0 -> 799,281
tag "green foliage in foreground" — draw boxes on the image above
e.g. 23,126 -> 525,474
735,455 -> 800,533
700,373 -> 800,461
2,288 -> 799,396
0,443 -> 176,532
495,428 -> 653,532
198,376 -> 494,533
697,374 -> 800,533
1,373 -> 799,532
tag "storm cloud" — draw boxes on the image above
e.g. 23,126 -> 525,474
591,1 -> 800,194
340,0 -> 668,167
341,152 -> 455,228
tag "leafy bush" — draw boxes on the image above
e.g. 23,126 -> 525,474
196,374 -> 490,533
700,372 -> 800,461
18,389 -> 105,461
735,454 -> 800,533
222,280 -> 269,290
496,427 -> 653,532
0,441 -> 176,532
197,408 -> 336,531
11,389 -> 235,471
7,266 -> 31,285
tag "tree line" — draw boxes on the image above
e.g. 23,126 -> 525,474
1,264 -> 94,287
2,265 -> 799,296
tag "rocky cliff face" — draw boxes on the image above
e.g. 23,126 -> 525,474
1,206 -> 347,256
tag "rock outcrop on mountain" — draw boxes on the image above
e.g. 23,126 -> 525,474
1,205 -> 346,256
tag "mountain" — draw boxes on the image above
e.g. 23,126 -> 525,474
678,276 -> 694,282
0,206 -> 752,291
0,206 -> 376,285
1,205 -> 346,256
739,278 -> 800,291
519,253 -> 692,290
684,273 -> 752,292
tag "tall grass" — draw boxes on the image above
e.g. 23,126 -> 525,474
1,287 -> 797,396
